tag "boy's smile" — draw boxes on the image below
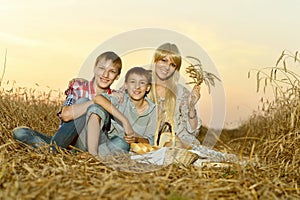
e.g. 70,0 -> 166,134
125,73 -> 150,102
93,58 -> 120,91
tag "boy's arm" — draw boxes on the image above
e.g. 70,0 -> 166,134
61,101 -> 93,122
60,78 -> 93,122
93,95 -> 135,139
138,106 -> 157,145
126,104 -> 157,145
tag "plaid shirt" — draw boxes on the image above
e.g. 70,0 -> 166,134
57,78 -> 111,118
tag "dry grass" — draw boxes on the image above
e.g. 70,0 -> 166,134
1,51 -> 300,199
1,87 -> 299,199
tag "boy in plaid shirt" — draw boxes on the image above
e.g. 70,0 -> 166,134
13,51 -> 122,150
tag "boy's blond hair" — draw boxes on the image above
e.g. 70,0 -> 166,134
94,51 -> 122,75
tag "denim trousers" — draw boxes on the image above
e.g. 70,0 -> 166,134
13,98 -> 89,150
13,117 -> 86,151
75,102 -> 130,156
13,98 -> 130,155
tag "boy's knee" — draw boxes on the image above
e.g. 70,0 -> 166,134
86,104 -> 111,131
88,113 -> 101,123
87,103 -> 102,111
87,104 -> 109,119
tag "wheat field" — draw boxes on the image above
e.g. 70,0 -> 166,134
0,52 -> 299,199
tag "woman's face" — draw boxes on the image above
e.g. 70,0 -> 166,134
155,55 -> 177,81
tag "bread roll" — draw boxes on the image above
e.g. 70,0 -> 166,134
130,143 -> 159,154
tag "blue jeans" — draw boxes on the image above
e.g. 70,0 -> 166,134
13,98 -> 130,155
12,127 -> 52,148
12,112 -> 87,151
75,103 -> 130,156
13,98 -> 89,151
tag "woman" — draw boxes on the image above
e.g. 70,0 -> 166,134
149,43 -> 239,166
149,43 -> 201,146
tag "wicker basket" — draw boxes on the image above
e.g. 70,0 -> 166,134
163,147 -> 199,166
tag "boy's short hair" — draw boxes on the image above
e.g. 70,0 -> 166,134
94,51 -> 122,75
125,67 -> 152,84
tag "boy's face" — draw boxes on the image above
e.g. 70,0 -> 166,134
93,58 -> 120,90
125,73 -> 150,102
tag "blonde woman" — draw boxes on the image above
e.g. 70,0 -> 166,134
149,43 -> 242,166
149,43 -> 201,146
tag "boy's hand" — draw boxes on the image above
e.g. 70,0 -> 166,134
124,134 -> 136,144
123,120 -> 135,143
111,86 -> 125,104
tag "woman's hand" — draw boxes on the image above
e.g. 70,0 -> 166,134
187,85 -> 201,120
188,85 -> 201,108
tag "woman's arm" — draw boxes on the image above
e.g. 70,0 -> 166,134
176,85 -> 201,134
187,85 -> 201,130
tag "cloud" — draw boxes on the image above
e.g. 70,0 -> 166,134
0,32 -> 43,46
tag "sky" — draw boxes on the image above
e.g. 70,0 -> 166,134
0,0 -> 299,129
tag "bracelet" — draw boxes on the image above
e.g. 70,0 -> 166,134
188,109 -> 197,119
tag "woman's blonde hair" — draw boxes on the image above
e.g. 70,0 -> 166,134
149,43 -> 182,144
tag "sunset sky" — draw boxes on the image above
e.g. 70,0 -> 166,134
0,0 -> 299,128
